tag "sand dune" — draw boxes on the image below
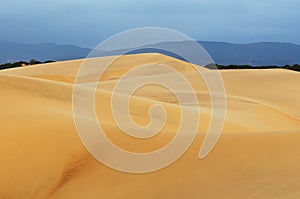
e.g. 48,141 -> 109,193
0,53 -> 299,198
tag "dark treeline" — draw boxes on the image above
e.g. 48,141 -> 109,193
0,59 -> 55,70
0,59 -> 299,72
206,63 -> 300,72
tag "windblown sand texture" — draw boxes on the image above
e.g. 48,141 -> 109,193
0,53 -> 299,198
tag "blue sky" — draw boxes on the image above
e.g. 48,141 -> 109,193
1,0 -> 299,47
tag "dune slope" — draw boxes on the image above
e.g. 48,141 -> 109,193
0,53 -> 299,198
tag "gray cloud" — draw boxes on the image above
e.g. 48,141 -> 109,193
0,0 -> 299,47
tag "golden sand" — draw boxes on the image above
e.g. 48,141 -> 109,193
0,53 -> 299,198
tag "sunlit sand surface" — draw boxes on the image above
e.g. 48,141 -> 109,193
0,53 -> 299,198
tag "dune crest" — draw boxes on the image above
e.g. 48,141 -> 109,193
0,53 -> 299,198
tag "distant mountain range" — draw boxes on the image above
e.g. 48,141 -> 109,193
0,41 -> 90,64
1,40 -> 300,66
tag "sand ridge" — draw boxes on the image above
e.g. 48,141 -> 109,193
0,53 -> 299,198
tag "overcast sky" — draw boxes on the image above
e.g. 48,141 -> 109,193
1,0 -> 299,47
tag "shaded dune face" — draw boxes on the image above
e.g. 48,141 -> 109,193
0,53 -> 299,198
